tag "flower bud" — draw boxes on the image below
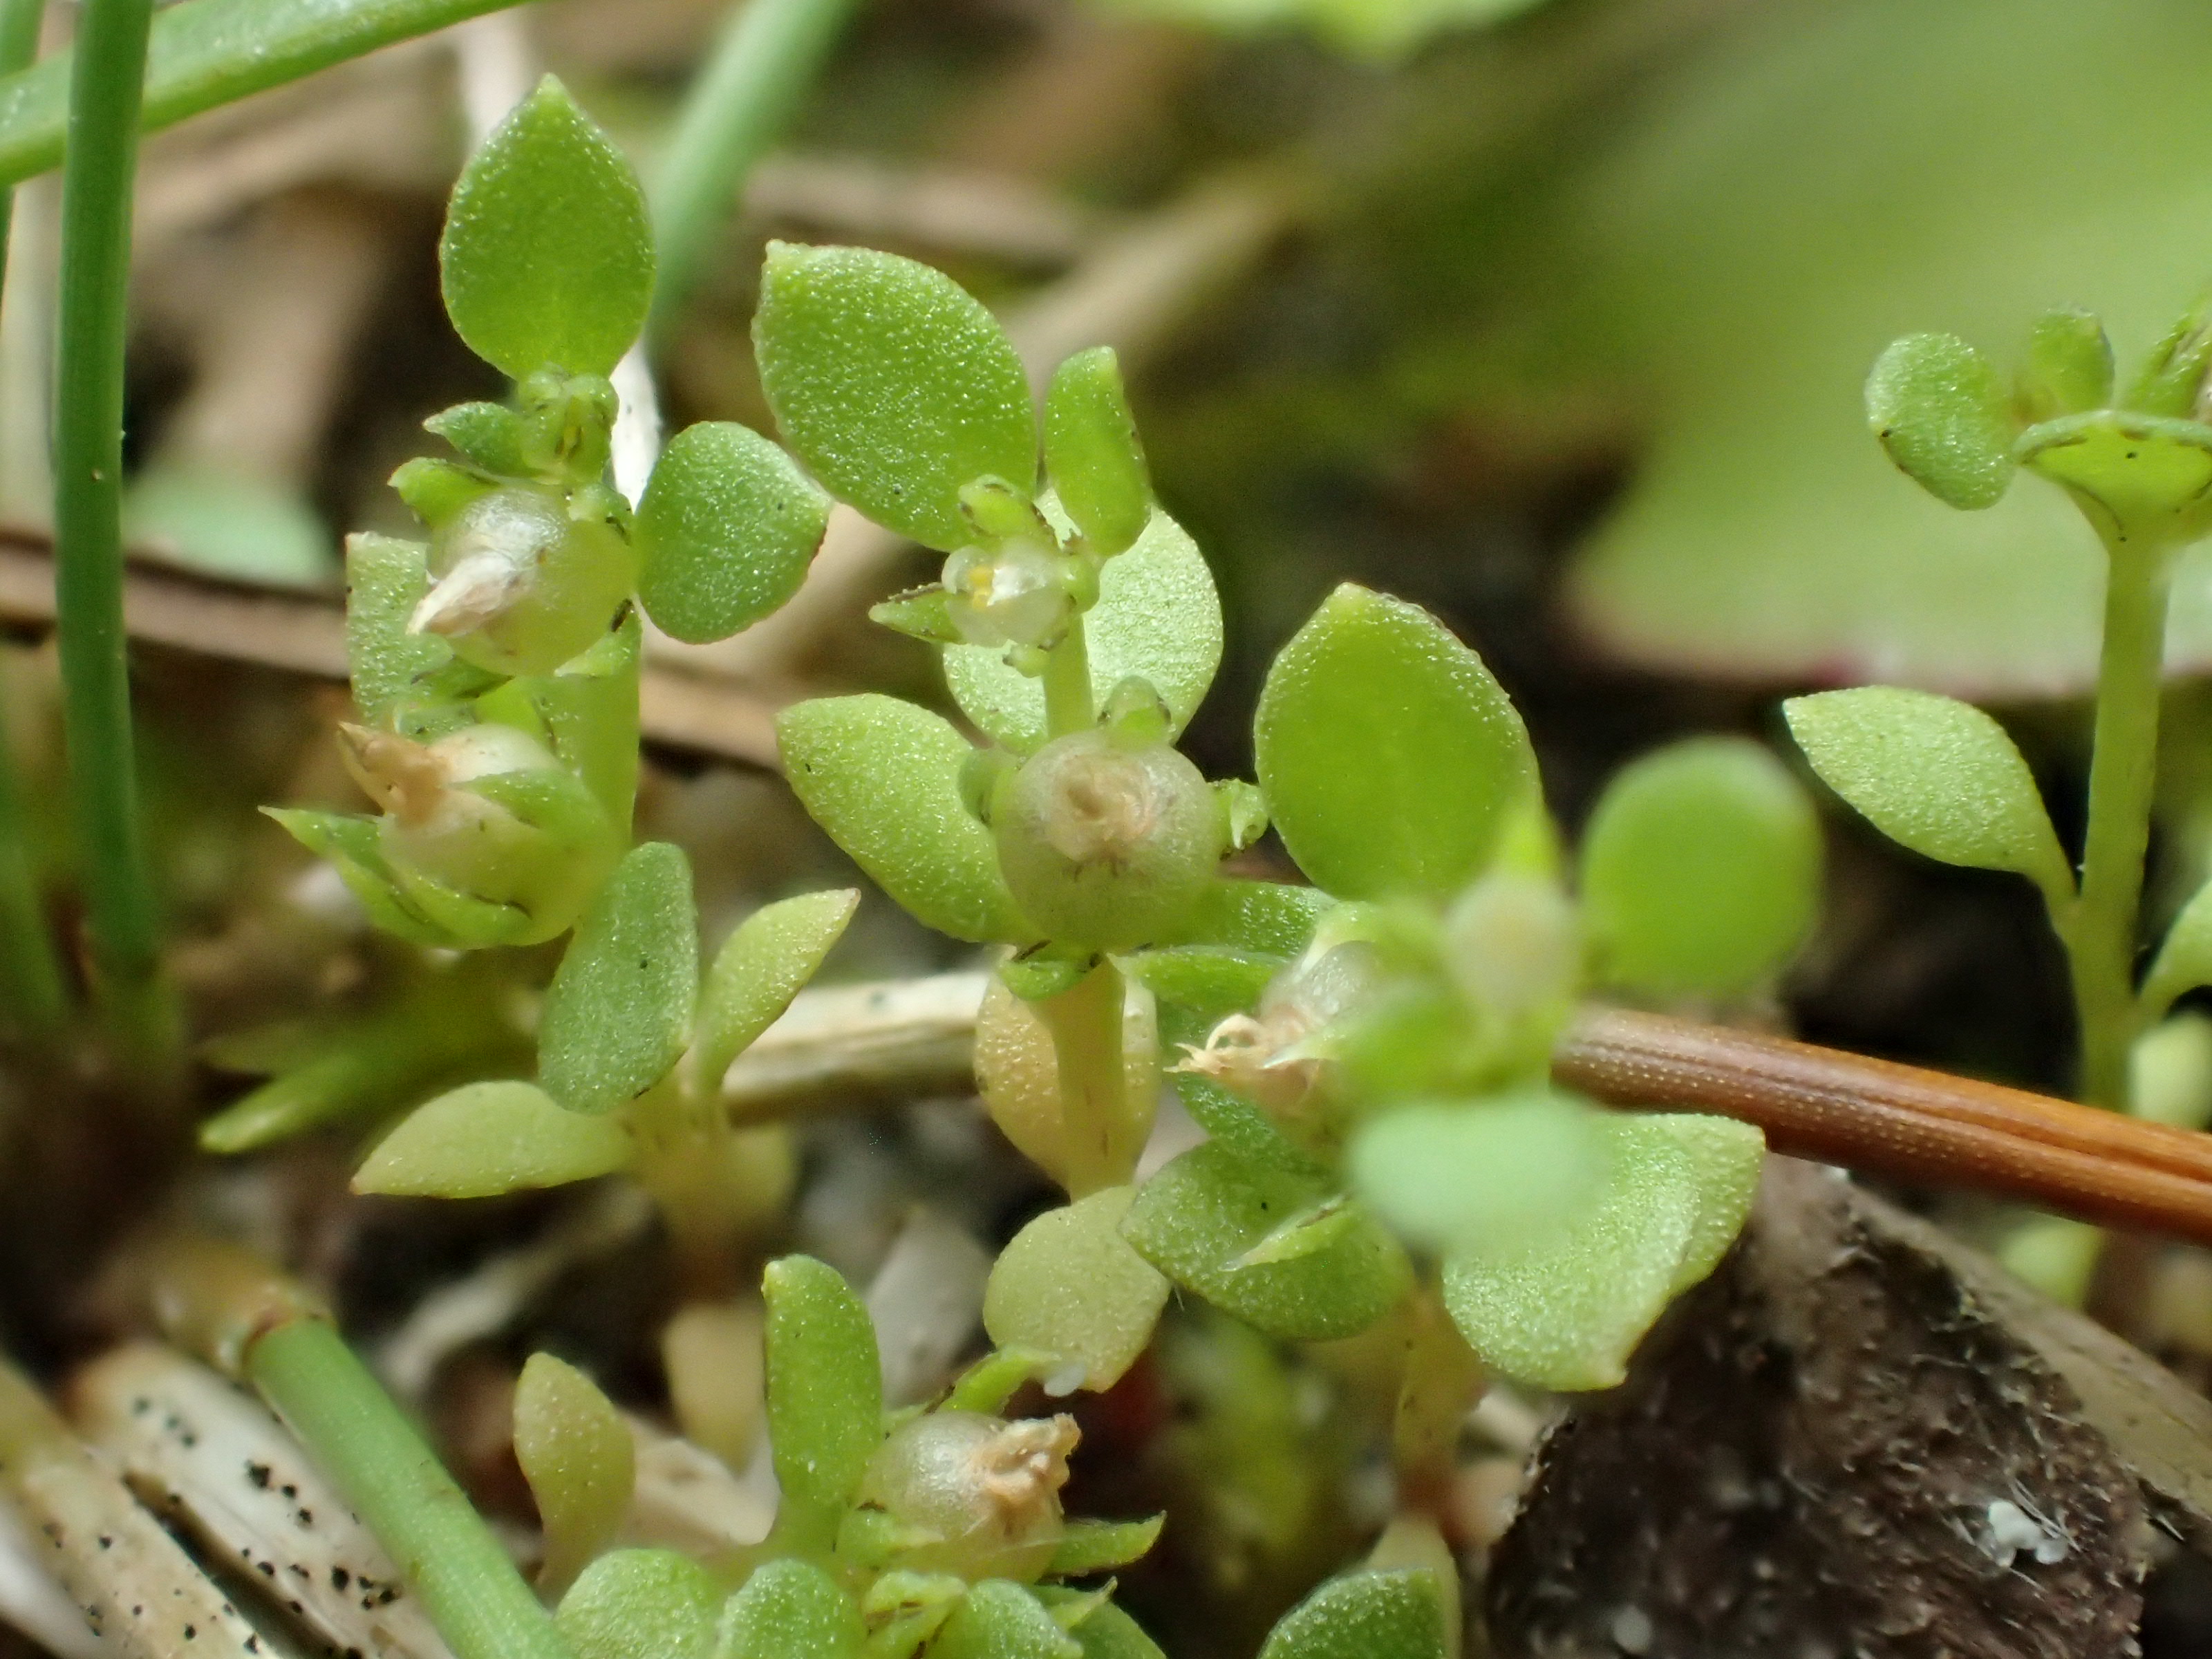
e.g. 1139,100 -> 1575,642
854,1410 -> 1078,1584
337,721 -> 612,940
413,486 -> 635,677
942,541 -> 1073,650
992,731 -> 1221,951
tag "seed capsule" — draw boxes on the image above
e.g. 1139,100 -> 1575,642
413,486 -> 634,677
992,731 -> 1221,951
854,1411 -> 1078,1584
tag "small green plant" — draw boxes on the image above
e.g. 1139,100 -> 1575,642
1802,300 -> 2212,1113
242,82 -> 1836,1659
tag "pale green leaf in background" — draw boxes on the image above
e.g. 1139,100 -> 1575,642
2020,306 -> 2114,421
983,1187 -> 1171,1392
513,1353 -> 635,1597
1347,1092 -> 1607,1262
1256,584 -> 1535,902
1784,687 -> 2072,908
539,843 -> 700,1114
355,1080 -> 632,1199
440,76 -> 654,379
753,243 -> 1035,552
1579,737 -> 1822,999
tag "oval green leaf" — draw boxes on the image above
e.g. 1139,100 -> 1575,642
1783,686 -> 2071,906
1864,332 -> 2015,510
983,1188 -> 1170,1392
776,695 -> 1031,944
1121,1143 -> 1410,1342
636,422 -> 833,644
539,843 -> 700,1115
715,1559 -> 862,1659
930,1582 -> 1081,1659
944,508 -> 1223,754
557,1549 -> 720,1659
753,243 -> 1035,552
691,888 -> 859,1093
1256,585 -> 1535,902
1044,346 -> 1151,557
1441,1111 -> 1763,1391
1579,737 -> 1822,998
440,76 -> 654,379
355,1080 -> 632,1199
2021,306 -> 2114,420
1257,1571 -> 1445,1659
1347,1092 -> 1609,1262
514,1352 -> 635,1597
763,1255 -> 883,1553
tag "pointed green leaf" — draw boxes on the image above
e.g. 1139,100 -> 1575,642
540,843 -> 699,1114
944,509 -> 1222,754
440,75 -> 654,379
1044,346 -> 1151,557
1347,1093 -> 1609,1262
1783,687 -> 2070,905
514,1353 -> 635,1596
502,611 -> 644,832
714,1559 -> 862,1659
355,1080 -> 632,1198
635,422 -> 832,644
344,534 -> 452,730
2020,307 -> 2114,421
2126,286 -> 2212,417
1257,1571 -> 1445,1659
1037,1597 -> 1165,1659
1122,1143 -> 1410,1341
691,888 -> 859,1092
425,401 -> 531,476
930,1582 -> 1082,1659
753,243 -> 1034,552
1256,585 -> 1535,901
1580,737 -> 1822,998
776,695 -> 1030,944
1442,1112 -> 1763,1391
2144,877 -> 2212,1020
870,585 -> 964,644
1865,332 -> 2015,509
763,1255 -> 883,1553
557,1549 -> 720,1659
1046,1517 -> 1164,1580
984,1188 -> 1170,1392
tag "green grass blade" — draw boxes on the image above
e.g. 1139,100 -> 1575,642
0,0 -> 529,189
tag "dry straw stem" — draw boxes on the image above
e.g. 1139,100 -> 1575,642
0,1355 -> 266,1659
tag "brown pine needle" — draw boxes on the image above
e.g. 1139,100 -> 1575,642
1557,1006 -> 2212,1246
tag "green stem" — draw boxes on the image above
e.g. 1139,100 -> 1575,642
0,0 -> 533,189
1042,616 -> 1094,738
648,0 -> 856,344
53,0 -> 174,1056
0,0 -> 64,1038
247,1320 -> 572,1659
1038,959 -> 1135,1197
2069,536 -> 2173,1108
1390,1279 -> 1483,1521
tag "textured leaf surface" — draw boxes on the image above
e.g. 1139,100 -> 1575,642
539,843 -> 698,1114
763,1255 -> 883,1552
1580,737 -> 1821,997
715,1559 -> 863,1659
636,422 -> 832,644
1442,1112 -> 1763,1391
1123,1143 -> 1410,1340
1785,688 -> 2070,902
1864,332 -> 2014,509
1256,1571 -> 1445,1659
514,1353 -> 634,1594
355,1080 -> 632,1197
777,695 -> 1029,944
557,1549 -> 719,1659
944,509 -> 1221,753
1257,585 -> 1534,901
931,1582 -> 1081,1659
984,1188 -> 1170,1391
343,534 -> 449,729
1044,346 -> 1151,556
440,76 -> 653,379
691,888 -> 858,1091
753,243 -> 1034,552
